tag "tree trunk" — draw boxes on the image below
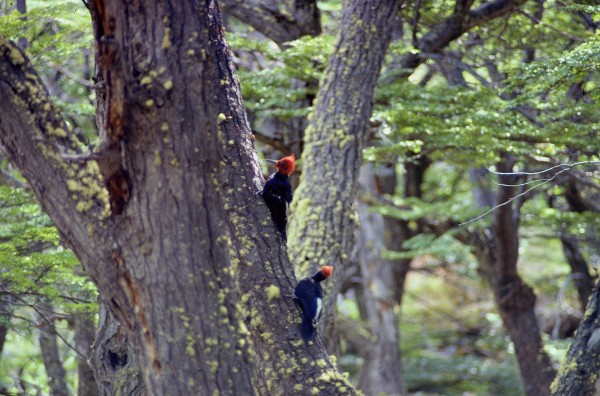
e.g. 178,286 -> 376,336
288,0 -> 402,348
89,303 -> 144,396
37,302 -> 69,396
0,0 -> 357,393
74,312 -> 99,396
15,0 -> 28,50
467,158 -> 556,396
197,6 -> 357,394
0,292 -> 12,361
551,280 -> 600,395
560,234 -> 593,311
554,181 -> 596,311
355,163 -> 405,396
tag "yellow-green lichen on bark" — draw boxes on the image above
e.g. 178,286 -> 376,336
265,285 -> 280,301
550,357 -> 579,393
162,27 -> 172,49
65,160 -> 111,219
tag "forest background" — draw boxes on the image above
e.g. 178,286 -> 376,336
0,0 -> 598,395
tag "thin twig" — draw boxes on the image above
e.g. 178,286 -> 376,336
9,294 -> 88,359
487,160 -> 599,176
48,62 -> 94,88
495,177 -> 556,187
420,52 -> 493,88
515,8 -> 585,42
459,164 -> 589,226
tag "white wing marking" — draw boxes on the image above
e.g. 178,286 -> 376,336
314,297 -> 322,325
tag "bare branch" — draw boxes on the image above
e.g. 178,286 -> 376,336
48,62 -> 94,88
459,162 -> 599,226
487,161 -> 599,176
221,0 -> 320,46
252,129 -> 294,154
400,0 -> 528,73
421,52 -> 493,87
516,8 -> 585,42
8,294 -> 88,359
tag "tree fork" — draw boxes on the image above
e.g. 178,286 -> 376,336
0,0 -> 358,393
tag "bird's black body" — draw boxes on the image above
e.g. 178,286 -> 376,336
262,172 -> 292,241
294,269 -> 330,341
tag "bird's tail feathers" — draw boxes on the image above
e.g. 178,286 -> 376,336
301,316 -> 316,341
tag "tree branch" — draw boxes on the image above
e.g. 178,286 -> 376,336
459,161 -> 599,226
400,0 -> 527,74
221,0 -> 321,46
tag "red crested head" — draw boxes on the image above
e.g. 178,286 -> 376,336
272,153 -> 295,176
319,265 -> 333,279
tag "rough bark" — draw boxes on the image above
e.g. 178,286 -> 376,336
0,1 -> 356,394
74,312 -> 99,396
37,302 -> 69,396
551,280 -> 600,396
221,0 -> 321,47
288,0 -> 402,347
1,3 -> 256,392
199,6 -> 356,394
89,303 -> 144,396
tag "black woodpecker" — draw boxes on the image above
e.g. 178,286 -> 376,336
262,153 -> 295,241
294,265 -> 333,341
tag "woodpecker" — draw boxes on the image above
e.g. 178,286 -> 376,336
262,153 -> 295,241
294,265 -> 333,341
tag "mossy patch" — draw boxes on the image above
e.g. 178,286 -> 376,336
265,285 -> 280,301
162,27 -> 172,49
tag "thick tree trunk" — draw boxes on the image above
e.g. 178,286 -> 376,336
199,7 -> 357,395
89,303 -> 144,396
1,6 -> 255,393
74,313 -> 99,396
37,302 -> 69,396
551,280 -> 600,395
288,0 -> 402,347
0,1 -> 357,393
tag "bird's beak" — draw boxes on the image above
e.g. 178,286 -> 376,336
266,159 -> 277,164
